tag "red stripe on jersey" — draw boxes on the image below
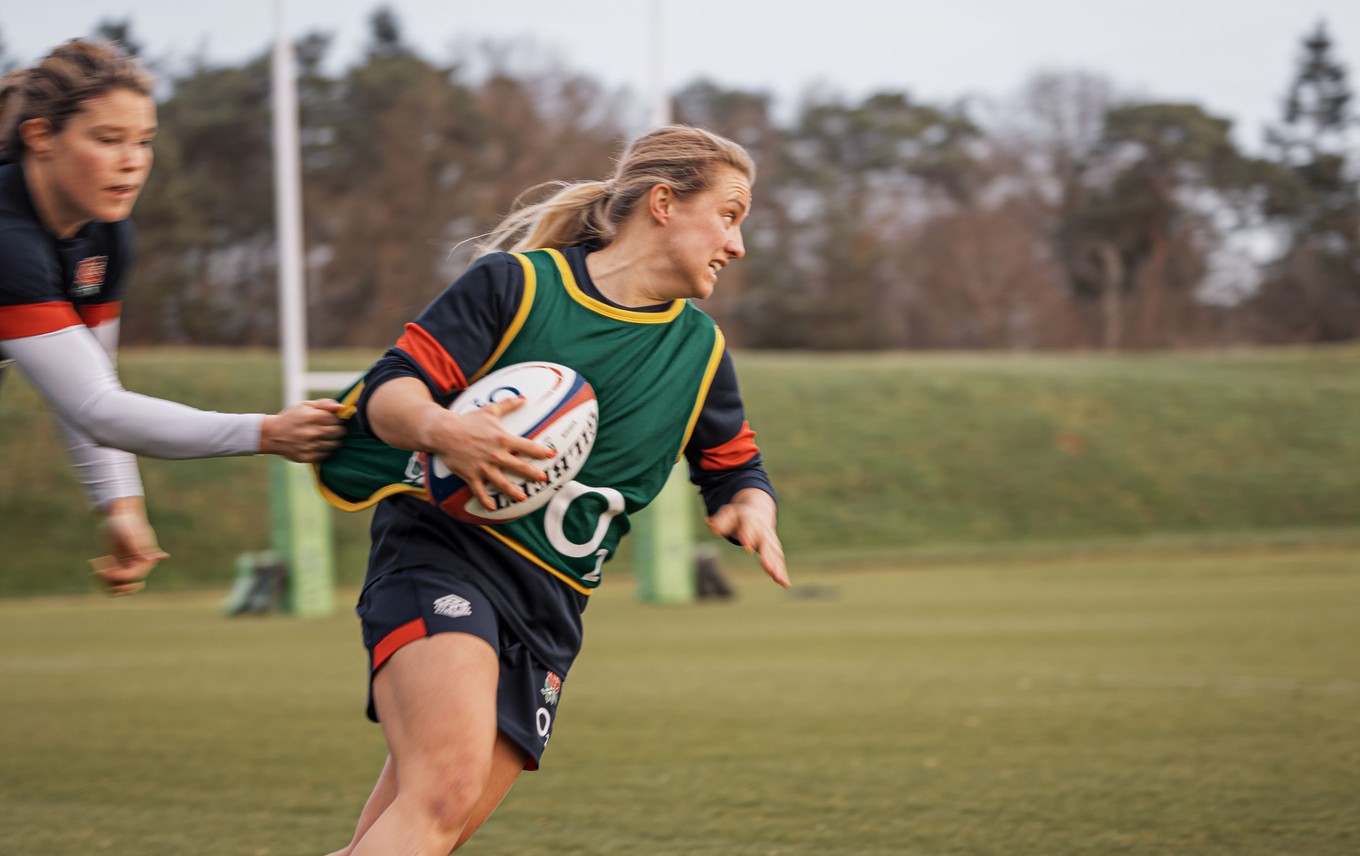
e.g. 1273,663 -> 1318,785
699,420 -> 759,471
395,322 -> 468,395
373,617 -> 428,670
0,302 -> 84,339
77,301 -> 122,327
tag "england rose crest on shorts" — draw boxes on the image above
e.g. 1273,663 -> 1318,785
540,671 -> 562,706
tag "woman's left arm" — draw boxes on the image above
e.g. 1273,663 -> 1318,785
686,349 -> 789,588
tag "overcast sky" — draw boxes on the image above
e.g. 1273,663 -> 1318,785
4,1 -> 1357,150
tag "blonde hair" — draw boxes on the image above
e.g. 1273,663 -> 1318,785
475,124 -> 756,256
0,39 -> 153,163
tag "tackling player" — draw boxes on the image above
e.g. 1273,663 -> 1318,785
0,39 -> 344,594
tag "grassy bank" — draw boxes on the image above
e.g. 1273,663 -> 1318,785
2,346 -> 1359,595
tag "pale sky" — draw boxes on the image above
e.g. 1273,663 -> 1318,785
4,1 -> 1357,150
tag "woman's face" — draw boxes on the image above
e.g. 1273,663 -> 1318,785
660,165 -> 751,300
33,88 -> 157,236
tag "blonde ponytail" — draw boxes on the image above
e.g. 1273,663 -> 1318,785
474,125 -> 755,257
474,180 -> 614,256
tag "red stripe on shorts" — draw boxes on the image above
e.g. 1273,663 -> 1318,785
373,617 -> 427,670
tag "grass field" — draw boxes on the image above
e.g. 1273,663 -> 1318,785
3,547 -> 1357,856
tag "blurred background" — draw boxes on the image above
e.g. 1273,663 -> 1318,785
2,1 -> 1357,351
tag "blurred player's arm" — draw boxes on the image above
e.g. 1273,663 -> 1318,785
2,323 -> 342,462
7,321 -> 167,592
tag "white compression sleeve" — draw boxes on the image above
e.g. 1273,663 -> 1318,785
51,402 -> 145,509
11,321 -> 143,508
3,324 -> 263,461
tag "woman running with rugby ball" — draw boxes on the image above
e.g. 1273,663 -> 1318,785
325,124 -> 788,854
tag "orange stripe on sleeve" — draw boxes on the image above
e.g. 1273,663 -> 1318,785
76,301 -> 122,327
394,323 -> 468,395
699,421 -> 759,471
0,302 -> 84,339
373,617 -> 428,670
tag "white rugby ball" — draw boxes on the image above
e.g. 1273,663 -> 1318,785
422,361 -> 598,524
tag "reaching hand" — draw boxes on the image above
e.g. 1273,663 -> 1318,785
707,488 -> 790,588
260,399 -> 347,463
92,497 -> 169,596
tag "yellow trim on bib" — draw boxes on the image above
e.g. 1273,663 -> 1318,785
675,327 -> 726,463
480,525 -> 597,595
544,247 -> 685,324
315,477 -> 425,512
312,376 -> 427,511
472,253 -> 539,381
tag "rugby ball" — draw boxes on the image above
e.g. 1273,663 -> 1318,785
422,361 -> 598,524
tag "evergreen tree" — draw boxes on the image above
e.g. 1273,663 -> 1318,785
1255,22 -> 1360,342
1272,22 -> 1354,165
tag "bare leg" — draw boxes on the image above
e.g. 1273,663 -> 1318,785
329,735 -> 525,855
453,733 -> 526,850
324,755 -> 397,856
348,633 -> 502,856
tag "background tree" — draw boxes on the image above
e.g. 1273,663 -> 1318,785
306,9 -> 624,346
84,6 -> 1356,353
672,80 -> 784,346
998,71 -> 1122,348
1253,21 -> 1360,342
1053,102 -> 1285,348
748,88 -> 983,349
131,52 -> 277,344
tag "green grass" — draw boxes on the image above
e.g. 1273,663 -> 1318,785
2,548 -> 1357,855
738,346 -> 1360,554
3,345 -> 1360,596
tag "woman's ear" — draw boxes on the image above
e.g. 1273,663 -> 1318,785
19,118 -> 56,157
646,183 -> 674,224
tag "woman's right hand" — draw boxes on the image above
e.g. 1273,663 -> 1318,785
426,396 -> 556,512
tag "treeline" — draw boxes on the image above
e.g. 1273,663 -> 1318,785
17,10 -> 1360,350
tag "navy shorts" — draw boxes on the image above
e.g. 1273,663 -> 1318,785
356,567 -> 566,771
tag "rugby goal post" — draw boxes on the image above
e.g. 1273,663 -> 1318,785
630,3 -> 698,605
268,0 -> 338,617
631,461 -> 697,605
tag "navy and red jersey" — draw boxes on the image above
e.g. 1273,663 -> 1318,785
0,162 -> 132,347
354,244 -> 774,675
